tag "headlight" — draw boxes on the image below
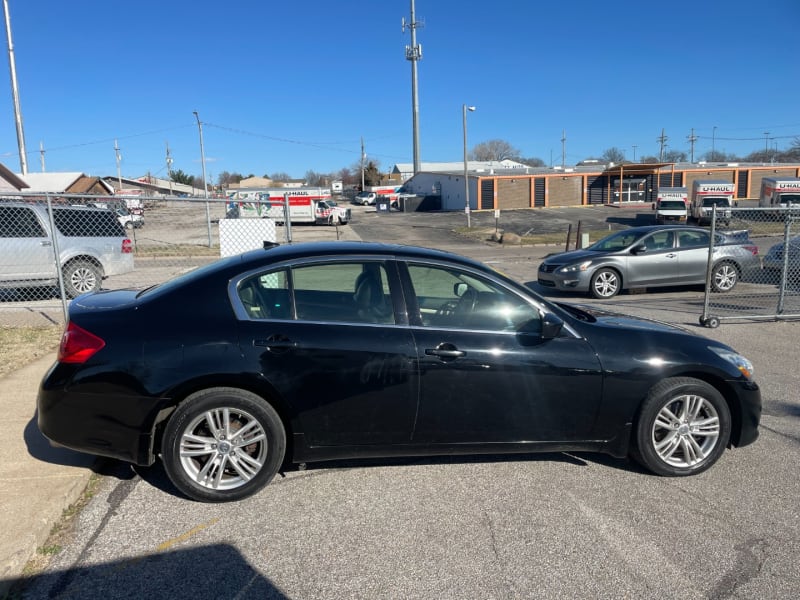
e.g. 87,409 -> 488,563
558,260 -> 592,274
710,346 -> 754,379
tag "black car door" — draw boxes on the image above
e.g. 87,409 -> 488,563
401,261 -> 603,444
233,259 -> 419,447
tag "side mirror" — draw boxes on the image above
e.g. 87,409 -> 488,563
651,203 -> 656,210
453,282 -> 469,297
541,312 -> 564,340
631,243 -> 646,254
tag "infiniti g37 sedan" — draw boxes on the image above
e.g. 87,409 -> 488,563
38,242 -> 761,502
537,225 -> 760,299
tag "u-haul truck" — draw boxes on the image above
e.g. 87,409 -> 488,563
653,187 -> 688,224
227,188 -> 350,225
690,180 -> 734,225
759,177 -> 800,208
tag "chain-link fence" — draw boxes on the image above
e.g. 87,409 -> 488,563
1,193 -> 351,328
700,205 -> 800,327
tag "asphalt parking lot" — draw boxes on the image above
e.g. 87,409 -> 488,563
17,204 -> 800,599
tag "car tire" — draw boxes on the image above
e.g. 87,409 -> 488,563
161,387 -> 286,502
62,260 -> 101,298
711,261 -> 739,293
631,377 -> 731,476
590,268 -> 621,299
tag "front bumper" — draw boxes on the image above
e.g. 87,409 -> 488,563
537,267 -> 592,292
729,379 -> 761,448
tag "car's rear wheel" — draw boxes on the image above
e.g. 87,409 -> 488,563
631,377 -> 731,476
711,261 -> 739,292
62,260 -> 101,298
161,387 -> 286,502
590,268 -> 621,299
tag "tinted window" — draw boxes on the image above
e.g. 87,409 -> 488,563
239,261 -> 393,325
52,208 -> 125,237
0,206 -> 46,238
407,264 -> 539,331
642,230 -> 674,251
588,230 -> 644,251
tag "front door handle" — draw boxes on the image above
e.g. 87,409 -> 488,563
425,342 -> 465,362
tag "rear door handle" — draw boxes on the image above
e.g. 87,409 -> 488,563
254,335 -> 297,352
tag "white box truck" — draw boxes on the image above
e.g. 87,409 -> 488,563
653,187 -> 688,224
690,180 -> 734,226
759,177 -> 800,208
227,188 -> 350,225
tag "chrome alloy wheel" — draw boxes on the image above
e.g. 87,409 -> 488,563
179,407 -> 269,491
712,263 -> 738,292
70,266 -> 97,294
592,270 -> 620,298
651,394 -> 720,468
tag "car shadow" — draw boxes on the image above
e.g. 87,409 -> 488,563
6,544 -> 286,599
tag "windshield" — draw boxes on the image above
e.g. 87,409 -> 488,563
586,229 -> 645,251
658,200 -> 686,210
778,194 -> 800,204
702,197 -> 730,207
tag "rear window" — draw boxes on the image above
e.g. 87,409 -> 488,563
52,208 -> 125,237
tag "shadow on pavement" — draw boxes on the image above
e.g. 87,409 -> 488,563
6,544 -> 287,599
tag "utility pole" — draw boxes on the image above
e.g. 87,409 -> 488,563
403,0 -> 423,174
561,129 -> 566,169
39,141 -> 45,172
632,145 -> 638,162
165,141 -> 173,197
360,136 -> 365,191
657,128 -> 668,161
3,0 -> 27,175
764,132 -> 770,154
192,110 -> 212,248
687,128 -> 697,163
114,139 -> 122,192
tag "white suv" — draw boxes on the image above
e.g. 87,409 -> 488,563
0,202 -> 134,298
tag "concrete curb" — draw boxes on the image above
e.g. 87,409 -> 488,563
0,352 -> 95,593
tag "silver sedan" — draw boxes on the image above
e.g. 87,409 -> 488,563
537,225 -> 760,299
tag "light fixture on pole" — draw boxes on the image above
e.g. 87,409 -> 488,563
463,104 -> 475,227
193,110 -> 212,247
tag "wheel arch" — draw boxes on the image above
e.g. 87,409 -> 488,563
62,253 -> 105,277
632,371 -> 743,448
151,375 -> 297,462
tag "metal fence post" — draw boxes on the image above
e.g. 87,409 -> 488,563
44,193 -> 69,323
283,193 -> 292,243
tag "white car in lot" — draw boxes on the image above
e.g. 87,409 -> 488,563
354,192 -> 377,206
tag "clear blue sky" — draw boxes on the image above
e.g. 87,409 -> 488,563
1,0 -> 798,182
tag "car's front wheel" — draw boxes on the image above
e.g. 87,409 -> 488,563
161,387 -> 286,502
590,268 -> 621,299
711,261 -> 739,292
62,260 -> 101,298
631,377 -> 731,476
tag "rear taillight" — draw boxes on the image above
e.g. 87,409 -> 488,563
744,245 -> 758,256
122,239 -> 133,254
58,322 -> 106,364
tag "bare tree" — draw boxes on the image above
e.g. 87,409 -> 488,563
270,172 -> 291,182
663,150 -> 688,163
470,139 -> 521,161
601,147 -> 626,163
519,156 -> 546,167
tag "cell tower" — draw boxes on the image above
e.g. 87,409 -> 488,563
402,0 -> 423,174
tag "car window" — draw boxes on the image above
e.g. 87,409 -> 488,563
677,230 -> 709,248
239,261 -> 394,324
588,230 -> 644,251
406,264 -> 539,332
52,208 -> 126,237
0,206 -> 46,238
642,230 -> 674,251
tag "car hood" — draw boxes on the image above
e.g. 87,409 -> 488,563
544,249 -> 607,264
561,302 -> 692,335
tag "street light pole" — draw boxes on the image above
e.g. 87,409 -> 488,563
193,110 -> 212,248
3,0 -> 27,175
463,104 -> 475,227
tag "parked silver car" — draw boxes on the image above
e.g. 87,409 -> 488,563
537,225 -> 760,299
762,235 -> 800,280
0,202 -> 134,298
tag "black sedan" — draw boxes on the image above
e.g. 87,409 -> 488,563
39,242 -> 761,502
